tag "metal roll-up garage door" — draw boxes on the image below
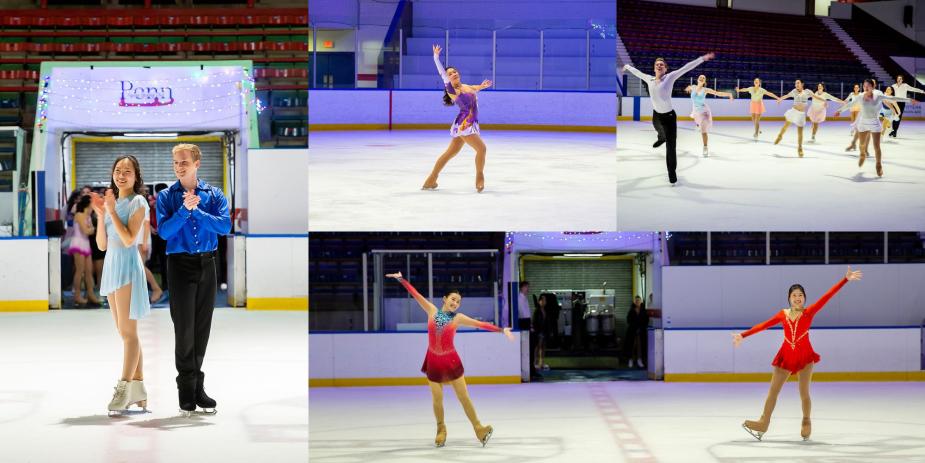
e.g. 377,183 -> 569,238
522,256 -> 635,334
73,140 -> 224,188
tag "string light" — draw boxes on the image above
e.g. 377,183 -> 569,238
504,232 -> 659,254
36,74 -> 51,132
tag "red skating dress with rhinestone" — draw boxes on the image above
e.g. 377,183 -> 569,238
397,278 -> 501,383
740,278 -> 848,375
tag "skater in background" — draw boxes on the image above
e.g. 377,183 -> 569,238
69,195 -> 102,308
387,272 -> 514,448
684,74 -> 733,157
624,295 -> 648,369
733,267 -> 862,441
139,192 -> 164,304
806,83 -> 843,143
842,84 -> 862,152
773,79 -> 814,157
879,86 -> 902,140
834,79 -> 918,177
623,52 -> 715,184
92,155 -> 151,415
157,143 -> 231,416
889,74 -> 925,137
516,281 -> 539,379
735,78 -> 780,141
532,293 -> 549,372
422,44 -> 492,193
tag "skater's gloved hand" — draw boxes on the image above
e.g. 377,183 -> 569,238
385,272 -> 403,279
702,52 -> 715,61
503,327 -> 514,341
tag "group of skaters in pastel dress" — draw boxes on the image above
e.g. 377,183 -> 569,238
623,53 -> 921,184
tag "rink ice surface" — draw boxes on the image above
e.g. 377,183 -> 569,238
308,130 -> 616,231
0,309 -> 307,463
617,120 -> 925,230
310,380 -> 925,462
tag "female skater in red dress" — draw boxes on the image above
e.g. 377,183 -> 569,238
733,266 -> 862,441
387,272 -> 514,447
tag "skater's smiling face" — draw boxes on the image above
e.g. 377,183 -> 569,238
885,86 -> 894,96
753,78 -> 761,87
697,75 -> 706,86
653,58 -> 667,78
110,156 -> 143,197
854,84 -> 860,94
794,80 -> 803,91
788,285 -> 806,310
442,291 -> 462,312
446,67 -> 460,86
172,145 -> 201,185
816,83 -> 825,93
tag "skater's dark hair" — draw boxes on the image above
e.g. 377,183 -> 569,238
109,155 -> 145,196
75,195 -> 92,214
864,78 -> 874,88
443,289 -> 461,298
795,79 -> 803,85
442,66 -> 458,106
817,82 -> 825,91
788,284 -> 806,302
519,281 -> 530,290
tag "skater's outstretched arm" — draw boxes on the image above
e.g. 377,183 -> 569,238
739,312 -> 784,340
387,272 -> 437,315
777,89 -> 795,103
466,80 -> 492,92
432,45 -> 456,96
704,87 -> 733,100
664,53 -> 714,83
622,64 -> 652,81
834,94 -> 856,114
763,90 -> 780,100
805,267 -> 861,317
455,313 -> 514,340
734,86 -> 753,94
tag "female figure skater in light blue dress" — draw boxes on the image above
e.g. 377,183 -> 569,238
91,154 -> 151,415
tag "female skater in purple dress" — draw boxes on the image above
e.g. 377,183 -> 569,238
422,44 -> 493,193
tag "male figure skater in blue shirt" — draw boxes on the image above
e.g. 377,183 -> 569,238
157,143 -> 231,416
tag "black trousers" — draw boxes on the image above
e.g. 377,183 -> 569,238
652,110 -> 679,182
151,233 -> 168,290
167,252 -> 217,390
890,102 -> 906,136
519,318 -> 536,376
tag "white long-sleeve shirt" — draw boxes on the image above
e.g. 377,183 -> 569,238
836,90 -> 910,120
623,56 -> 705,114
891,82 -> 924,99
517,292 -> 531,319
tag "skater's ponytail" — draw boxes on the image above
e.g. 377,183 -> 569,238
442,66 -> 458,107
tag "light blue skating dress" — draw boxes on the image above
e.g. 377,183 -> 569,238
99,194 -> 151,320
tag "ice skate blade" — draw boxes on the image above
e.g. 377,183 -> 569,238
480,429 -> 493,447
742,423 -> 764,441
435,442 -> 445,448
198,408 -> 217,415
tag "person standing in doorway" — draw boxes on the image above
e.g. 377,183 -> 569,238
156,143 -> 231,416
516,281 -> 538,379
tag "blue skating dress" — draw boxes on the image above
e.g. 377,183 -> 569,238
99,194 -> 151,320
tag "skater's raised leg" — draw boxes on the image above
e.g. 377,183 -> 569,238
450,376 -> 493,446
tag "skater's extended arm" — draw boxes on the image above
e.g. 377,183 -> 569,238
734,86 -> 753,94
834,94 -> 856,114
432,45 -> 455,95
898,84 -> 925,95
387,273 -> 436,315
664,53 -> 713,83
467,80 -> 493,93
805,267 -> 861,317
455,313 -> 515,340
705,88 -> 733,99
739,312 -> 784,339
622,64 -> 652,81
763,90 -> 780,100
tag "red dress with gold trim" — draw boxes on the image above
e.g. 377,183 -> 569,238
740,278 -> 848,375
398,279 -> 501,383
